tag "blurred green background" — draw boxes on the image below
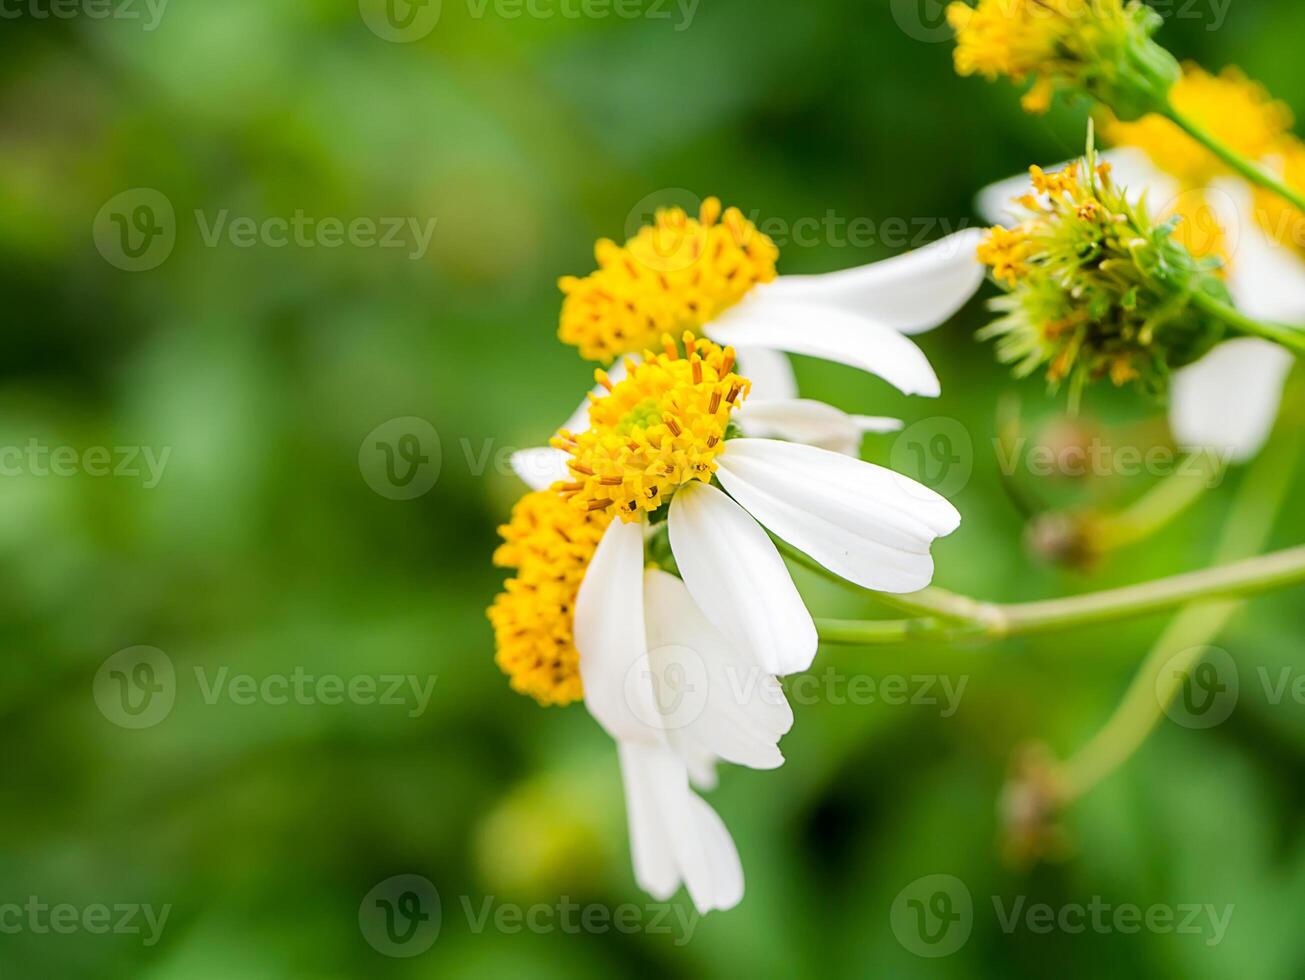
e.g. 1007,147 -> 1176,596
4,0 -> 1305,976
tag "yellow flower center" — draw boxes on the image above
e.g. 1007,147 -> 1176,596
488,490 -> 611,706
1104,65 -> 1293,187
977,224 -> 1035,286
552,334 -> 749,522
558,198 -> 779,363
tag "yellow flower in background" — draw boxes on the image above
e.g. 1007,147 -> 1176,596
1255,139 -> 1305,259
1104,65 -> 1293,188
947,0 -> 1179,119
488,490 -> 611,706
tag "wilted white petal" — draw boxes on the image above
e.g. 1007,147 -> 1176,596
737,398 -> 898,456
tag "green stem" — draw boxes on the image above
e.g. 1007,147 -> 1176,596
1191,290 -> 1305,354
1164,104 -> 1305,216
815,544 -> 1305,646
1093,450 -> 1222,552
1055,414 -> 1300,801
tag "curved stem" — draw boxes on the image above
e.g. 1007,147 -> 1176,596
1093,451 -> 1222,552
1191,290 -> 1305,354
815,544 -> 1305,646
1163,104 -> 1305,216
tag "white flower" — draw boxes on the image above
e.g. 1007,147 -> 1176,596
511,337 -> 960,912
977,146 -> 1299,462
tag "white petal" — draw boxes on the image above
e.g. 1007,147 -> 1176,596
752,230 -> 986,335
617,741 -> 744,913
737,398 -> 895,456
574,517 -> 661,742
977,148 -> 1176,227
1170,338 -> 1293,463
734,345 -> 798,400
1211,178 -> 1305,324
645,569 -> 793,772
509,448 -> 571,490
716,438 -> 961,593
668,483 -> 818,676
706,296 -> 941,398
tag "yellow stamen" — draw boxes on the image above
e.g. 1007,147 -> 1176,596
553,333 -> 749,522
488,490 -> 612,706
558,198 -> 779,362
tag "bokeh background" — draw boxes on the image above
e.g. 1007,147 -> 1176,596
4,0 -> 1305,976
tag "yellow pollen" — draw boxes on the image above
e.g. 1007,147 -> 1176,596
553,334 -> 749,522
488,490 -> 612,706
947,0 -> 1081,112
558,197 -> 779,362
977,224 -> 1035,285
1104,64 -> 1294,187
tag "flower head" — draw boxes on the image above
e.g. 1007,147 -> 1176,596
947,0 -> 1179,119
559,198 -> 778,362
488,490 -> 612,706
552,334 -> 749,522
976,149 -> 1230,402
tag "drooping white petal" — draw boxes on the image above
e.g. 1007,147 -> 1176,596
706,297 -> 941,398
574,517 -> 661,742
734,345 -> 798,400
716,438 -> 961,593
645,569 -> 793,772
1170,338 -> 1293,463
737,398 -> 900,456
976,148 -> 1176,227
617,741 -> 744,914
750,230 -> 986,335
668,483 -> 817,676
509,447 -> 571,490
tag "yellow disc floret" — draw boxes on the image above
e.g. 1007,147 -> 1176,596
488,490 -> 612,706
558,198 -> 778,362
553,334 -> 749,522
1105,64 -> 1293,187
947,0 -> 1069,105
